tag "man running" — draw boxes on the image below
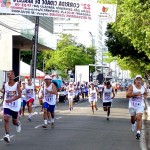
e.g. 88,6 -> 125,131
23,78 -> 36,121
3,70 -> 21,143
126,75 -> 147,139
102,81 -> 115,120
98,83 -> 104,99
41,75 -> 57,128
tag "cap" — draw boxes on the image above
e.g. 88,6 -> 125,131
69,82 -> 73,85
21,81 -> 25,84
135,75 -> 142,79
44,75 -> 52,80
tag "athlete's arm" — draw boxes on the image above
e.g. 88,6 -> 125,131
143,88 -> 147,100
112,88 -> 115,99
101,88 -> 104,100
126,86 -> 141,98
49,84 -> 58,95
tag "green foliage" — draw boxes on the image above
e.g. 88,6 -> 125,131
103,0 -> 150,77
43,34 -> 96,78
20,50 -> 45,71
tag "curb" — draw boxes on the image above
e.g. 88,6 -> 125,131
144,99 -> 150,150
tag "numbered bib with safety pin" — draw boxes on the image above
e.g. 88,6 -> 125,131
104,92 -> 111,100
131,97 -> 142,107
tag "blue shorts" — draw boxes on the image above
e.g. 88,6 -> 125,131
3,108 -> 18,120
43,102 -> 55,113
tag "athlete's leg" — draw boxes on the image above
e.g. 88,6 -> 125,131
136,113 -> 142,132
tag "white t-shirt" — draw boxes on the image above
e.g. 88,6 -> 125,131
42,83 -> 56,105
98,85 -> 104,92
25,84 -> 35,101
3,82 -> 21,112
89,88 -> 97,102
129,85 -> 145,108
67,86 -> 75,97
102,87 -> 113,103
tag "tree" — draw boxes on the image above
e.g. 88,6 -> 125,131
98,0 -> 150,77
20,50 -> 45,71
44,34 -> 96,78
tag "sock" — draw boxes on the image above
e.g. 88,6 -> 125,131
137,130 -> 140,134
44,120 -> 47,125
28,113 -> 32,118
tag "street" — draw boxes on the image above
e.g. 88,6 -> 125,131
0,93 -> 145,150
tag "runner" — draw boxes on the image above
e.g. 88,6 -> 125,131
2,70 -> 21,143
89,82 -> 98,114
126,75 -> 147,139
102,81 -> 115,120
98,83 -> 104,99
67,82 -> 75,111
41,75 -> 57,128
24,78 -> 36,121
20,81 -> 26,116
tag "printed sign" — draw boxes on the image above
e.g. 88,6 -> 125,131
0,0 -> 117,21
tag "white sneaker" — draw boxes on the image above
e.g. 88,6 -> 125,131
131,122 -> 136,132
3,134 -> 10,143
16,121 -> 21,133
48,120 -> 52,124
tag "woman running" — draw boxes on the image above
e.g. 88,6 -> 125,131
89,82 -> 98,114
67,82 -> 75,111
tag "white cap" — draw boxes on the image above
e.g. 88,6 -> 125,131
44,75 -> 52,80
135,75 -> 142,79
21,81 -> 25,84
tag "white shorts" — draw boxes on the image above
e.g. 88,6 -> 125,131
68,96 -> 74,101
129,106 -> 144,116
89,99 -> 97,103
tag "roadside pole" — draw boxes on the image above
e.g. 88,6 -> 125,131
30,16 -> 39,101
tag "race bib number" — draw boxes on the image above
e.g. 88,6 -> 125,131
104,92 -> 111,100
131,97 -> 142,107
6,101 -> 17,107
45,90 -> 52,102
45,97 -> 52,102
70,92 -> 74,96
26,89 -> 33,98
5,91 -> 17,107
91,93 -> 96,100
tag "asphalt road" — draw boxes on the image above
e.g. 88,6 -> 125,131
0,93 -> 144,150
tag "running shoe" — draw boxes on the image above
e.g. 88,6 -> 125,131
131,122 -> 136,132
136,133 -> 140,139
42,124 -> 47,128
48,120 -> 52,124
51,122 -> 55,128
28,117 -> 32,122
3,134 -> 10,143
16,121 -> 21,132
106,117 -> 109,121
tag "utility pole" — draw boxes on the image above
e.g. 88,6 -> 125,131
30,16 -> 39,96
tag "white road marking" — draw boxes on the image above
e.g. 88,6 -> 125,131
56,117 -> 62,120
0,135 -> 15,141
0,119 -> 2,122
34,124 -> 43,129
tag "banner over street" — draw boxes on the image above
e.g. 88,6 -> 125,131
0,0 -> 117,22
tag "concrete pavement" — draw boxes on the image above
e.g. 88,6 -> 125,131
0,92 -> 146,150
